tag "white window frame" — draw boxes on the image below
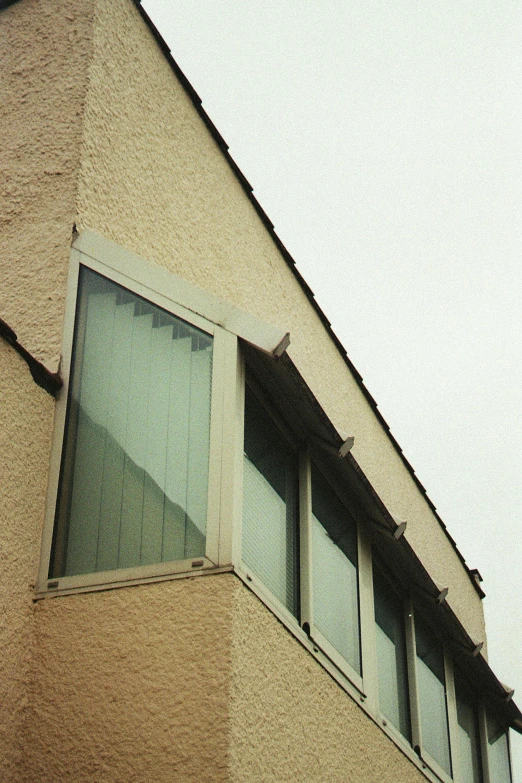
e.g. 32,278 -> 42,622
36,231 -> 517,783
233,350 -> 515,783
37,230 -> 285,596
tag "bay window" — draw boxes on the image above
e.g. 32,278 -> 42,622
39,230 -> 519,783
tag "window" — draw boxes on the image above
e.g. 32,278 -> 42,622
415,614 -> 452,776
487,715 -> 512,783
310,464 -> 361,675
238,365 -> 517,783
41,231 -> 518,783
454,677 -> 483,783
50,267 -> 214,579
373,568 -> 410,741
242,384 -> 299,618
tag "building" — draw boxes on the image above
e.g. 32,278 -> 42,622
1,0 -> 520,780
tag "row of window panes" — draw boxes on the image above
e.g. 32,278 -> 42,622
50,267 -> 513,783
242,385 -> 512,783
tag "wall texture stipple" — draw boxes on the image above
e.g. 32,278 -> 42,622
0,0 -> 96,371
2,0 -> 507,780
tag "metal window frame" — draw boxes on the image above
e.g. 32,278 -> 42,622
36,231 -> 283,596
36,231 -> 518,783
234,352 -> 515,783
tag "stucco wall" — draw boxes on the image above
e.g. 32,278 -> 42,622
75,0 -> 484,643
230,580 -> 427,783
21,575 -> 233,783
0,0 -> 96,373
0,342 -> 55,780
1,0 -> 492,780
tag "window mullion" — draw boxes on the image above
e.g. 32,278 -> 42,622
444,646 -> 461,782
298,449 -> 313,633
405,598 -> 422,754
358,530 -> 378,711
198,328 -> 230,565
478,705 -> 492,783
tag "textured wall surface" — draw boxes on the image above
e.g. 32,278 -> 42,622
22,576 -> 233,783
230,581 -> 427,783
0,342 -> 55,780
75,0 -> 484,642
1,0 -> 493,780
0,0 -> 95,372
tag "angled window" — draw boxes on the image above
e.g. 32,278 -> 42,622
310,465 -> 361,675
373,568 -> 410,740
415,614 -> 452,776
242,384 -> 300,618
50,267 -> 213,578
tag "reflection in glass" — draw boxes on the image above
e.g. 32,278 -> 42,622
311,466 -> 360,674
415,615 -> 452,775
242,387 -> 299,617
51,267 -> 213,577
373,569 -> 410,740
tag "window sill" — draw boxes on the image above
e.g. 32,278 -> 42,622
34,561 -> 234,600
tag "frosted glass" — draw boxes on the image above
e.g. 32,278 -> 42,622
242,388 -> 299,617
487,717 -> 512,783
51,268 -> 213,577
415,616 -> 451,775
311,467 -> 360,674
373,570 -> 410,739
455,683 -> 483,783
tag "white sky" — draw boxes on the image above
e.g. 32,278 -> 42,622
142,1 -> 522,776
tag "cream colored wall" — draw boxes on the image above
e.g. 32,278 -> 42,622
0,0 -> 96,373
230,580 -> 427,783
21,576 -> 233,783
1,0 -> 491,780
75,0 -> 485,643
0,342 -> 55,780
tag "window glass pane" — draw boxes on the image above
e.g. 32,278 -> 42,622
455,679 -> 483,783
373,569 -> 410,740
51,267 -> 213,577
242,387 -> 299,617
415,615 -> 452,775
311,466 -> 360,674
487,716 -> 512,783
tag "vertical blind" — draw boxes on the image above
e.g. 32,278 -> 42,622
242,387 -> 299,617
51,268 -> 213,578
311,466 -> 361,675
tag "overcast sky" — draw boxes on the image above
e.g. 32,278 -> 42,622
141,1 -> 522,776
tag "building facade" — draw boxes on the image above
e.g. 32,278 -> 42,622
1,0 -> 520,781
